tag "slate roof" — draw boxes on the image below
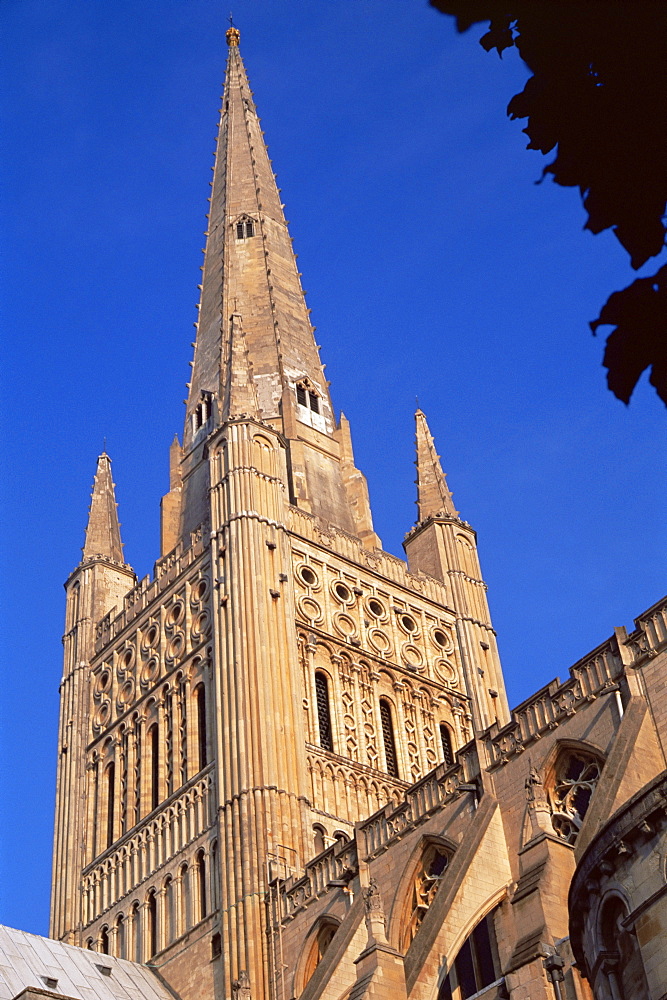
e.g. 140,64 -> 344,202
0,927 -> 175,1000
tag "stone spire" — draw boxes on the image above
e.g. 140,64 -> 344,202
82,452 -> 124,563
414,409 -> 458,521
184,25 -> 331,450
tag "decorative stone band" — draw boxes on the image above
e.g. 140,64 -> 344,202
81,765 -> 214,926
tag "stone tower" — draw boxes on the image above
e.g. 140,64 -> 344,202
50,27 -> 509,1000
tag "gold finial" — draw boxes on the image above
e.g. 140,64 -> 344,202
226,14 -> 240,47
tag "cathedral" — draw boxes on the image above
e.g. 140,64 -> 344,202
3,24 -> 664,1000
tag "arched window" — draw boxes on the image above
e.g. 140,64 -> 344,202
296,380 -> 321,414
179,863 -> 190,933
333,831 -> 349,848
130,901 -> 141,962
115,915 -> 125,959
598,895 -> 650,1000
147,889 -> 158,958
195,684 -> 207,770
440,724 -> 454,768
314,672 -> 334,752
163,876 -> 174,946
149,724 -> 159,811
105,761 -> 116,849
85,938 -> 94,951
548,749 -> 602,844
99,926 -> 109,955
210,840 -> 218,910
303,919 -> 339,988
379,699 -> 399,778
438,912 -> 500,1000
196,849 -> 207,921
313,824 -> 326,855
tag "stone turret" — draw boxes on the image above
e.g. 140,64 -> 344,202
404,409 -> 509,732
51,453 -> 135,942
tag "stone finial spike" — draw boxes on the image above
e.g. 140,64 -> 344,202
414,409 -> 458,521
82,452 -> 124,563
222,312 -> 261,420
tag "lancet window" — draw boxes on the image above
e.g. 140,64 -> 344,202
315,672 -> 334,752
548,749 -> 602,844
379,698 -> 399,778
196,848 -> 207,921
303,919 -> 340,989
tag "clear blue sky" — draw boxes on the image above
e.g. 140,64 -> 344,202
1,0 -> 664,937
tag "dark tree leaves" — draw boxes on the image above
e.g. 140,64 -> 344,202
430,0 -> 667,404
592,265 -> 667,405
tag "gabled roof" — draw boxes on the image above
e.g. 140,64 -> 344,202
0,927 -> 176,1000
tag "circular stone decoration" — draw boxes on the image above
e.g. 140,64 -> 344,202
432,627 -> 453,652
94,702 -> 110,730
166,633 -> 185,662
118,647 -> 135,674
366,598 -> 386,620
194,579 -> 208,603
433,659 -> 458,685
332,581 -> 353,604
297,565 -> 319,588
297,597 -> 323,623
142,623 -> 159,651
118,679 -> 135,706
191,610 -> 209,639
402,644 -> 424,669
96,670 -> 111,694
141,657 -> 160,686
368,628 -> 391,655
333,613 -> 356,639
167,602 -> 185,627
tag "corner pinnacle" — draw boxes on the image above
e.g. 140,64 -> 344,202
414,409 -> 458,521
82,452 -> 125,563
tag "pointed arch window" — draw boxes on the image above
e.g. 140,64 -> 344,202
379,698 -> 399,778
99,926 -> 109,955
440,724 -> 454,768
314,672 -> 334,752
548,749 -> 603,844
402,844 -> 451,949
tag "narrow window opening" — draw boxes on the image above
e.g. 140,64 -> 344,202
147,890 -> 157,958
309,391 -> 320,413
99,926 -> 109,955
379,699 -> 399,778
313,824 -> 326,855
196,684 -> 208,770
315,672 -> 334,753
296,384 -> 307,407
211,933 -> 221,959
115,915 -> 125,959
440,724 -> 454,768
149,724 -> 159,811
245,219 -> 254,238
105,761 -> 115,849
236,221 -> 245,240
197,849 -> 207,920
